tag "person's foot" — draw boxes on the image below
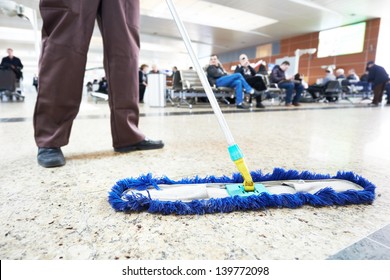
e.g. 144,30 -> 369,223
369,102 -> 378,106
114,138 -> 164,153
293,102 -> 301,106
256,103 -> 265,109
37,148 -> 66,168
285,103 -> 293,107
236,102 -> 250,109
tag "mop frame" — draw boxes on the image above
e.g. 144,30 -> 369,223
108,168 -> 375,215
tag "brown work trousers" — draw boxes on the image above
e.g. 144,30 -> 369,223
372,82 -> 386,105
33,0 -> 145,149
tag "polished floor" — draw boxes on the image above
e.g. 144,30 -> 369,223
0,87 -> 390,260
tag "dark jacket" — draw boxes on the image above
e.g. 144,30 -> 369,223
206,65 -> 226,86
1,56 -> 23,79
234,65 -> 256,78
367,64 -> 389,86
270,65 -> 286,84
139,70 -> 147,85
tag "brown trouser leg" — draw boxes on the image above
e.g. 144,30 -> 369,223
34,0 -> 144,148
372,82 -> 386,104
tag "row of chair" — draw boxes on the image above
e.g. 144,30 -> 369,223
169,70 -> 234,108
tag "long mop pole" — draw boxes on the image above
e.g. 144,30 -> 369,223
165,0 -> 254,191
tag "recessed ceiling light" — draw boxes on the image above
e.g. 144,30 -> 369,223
141,0 -> 277,35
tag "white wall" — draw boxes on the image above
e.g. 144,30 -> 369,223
375,17 -> 390,70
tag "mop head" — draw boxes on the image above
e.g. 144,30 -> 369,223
108,168 -> 376,215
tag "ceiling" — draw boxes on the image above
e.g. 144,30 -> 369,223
0,0 -> 389,74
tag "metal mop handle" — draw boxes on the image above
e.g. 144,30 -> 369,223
166,0 -> 254,190
165,0 -> 233,145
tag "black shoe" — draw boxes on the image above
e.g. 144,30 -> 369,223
37,148 -> 66,168
114,138 -> 164,153
292,102 -> 301,106
236,102 -> 250,109
256,103 -> 265,109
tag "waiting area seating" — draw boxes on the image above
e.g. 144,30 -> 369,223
169,69 -> 234,108
257,74 -> 286,104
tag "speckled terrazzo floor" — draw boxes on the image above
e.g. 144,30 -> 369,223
1,88 -> 389,260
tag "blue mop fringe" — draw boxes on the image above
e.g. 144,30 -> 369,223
108,168 -> 376,215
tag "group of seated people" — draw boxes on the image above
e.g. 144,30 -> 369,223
205,55 -> 304,108
150,55 -> 389,109
306,67 -> 371,101
86,77 -> 108,94
207,54 -> 389,108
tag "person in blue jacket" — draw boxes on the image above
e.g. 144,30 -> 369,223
366,61 -> 389,106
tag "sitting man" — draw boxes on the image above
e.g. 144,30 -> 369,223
234,54 -> 267,108
270,61 -> 303,106
335,68 -> 346,79
307,69 -> 336,100
206,54 -> 255,109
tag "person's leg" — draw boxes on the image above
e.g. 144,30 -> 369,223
245,77 -> 266,107
139,85 -> 146,103
385,83 -> 390,104
216,74 -> 253,92
246,76 -> 266,92
372,83 -> 385,105
34,0 -> 99,148
307,85 -> 323,99
278,82 -> 294,105
233,73 -> 253,93
293,83 -> 304,104
98,0 -> 146,148
215,74 -> 236,88
230,79 -> 243,104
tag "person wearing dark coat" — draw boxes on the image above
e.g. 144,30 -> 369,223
270,61 -> 303,106
139,64 -> 148,103
366,61 -> 389,106
234,54 -> 267,108
1,48 -> 23,81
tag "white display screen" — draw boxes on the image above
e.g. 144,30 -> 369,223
317,22 -> 366,58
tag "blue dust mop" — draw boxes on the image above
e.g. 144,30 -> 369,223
108,169 -> 375,215
108,0 -> 376,215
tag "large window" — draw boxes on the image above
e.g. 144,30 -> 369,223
317,22 -> 366,58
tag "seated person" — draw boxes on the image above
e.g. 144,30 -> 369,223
207,54 -> 255,109
334,68 -> 350,96
97,77 -> 108,94
360,71 -> 369,82
149,64 -> 160,74
234,54 -> 267,108
270,61 -> 303,106
335,68 -> 346,80
294,73 -> 308,89
356,70 -> 371,97
257,61 -> 268,75
306,69 -> 336,100
347,69 -> 360,82
335,68 -> 348,86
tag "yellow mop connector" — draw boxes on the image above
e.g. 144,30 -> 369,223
228,144 -> 254,191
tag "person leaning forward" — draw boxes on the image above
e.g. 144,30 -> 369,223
270,61 -> 303,106
33,0 -> 164,168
